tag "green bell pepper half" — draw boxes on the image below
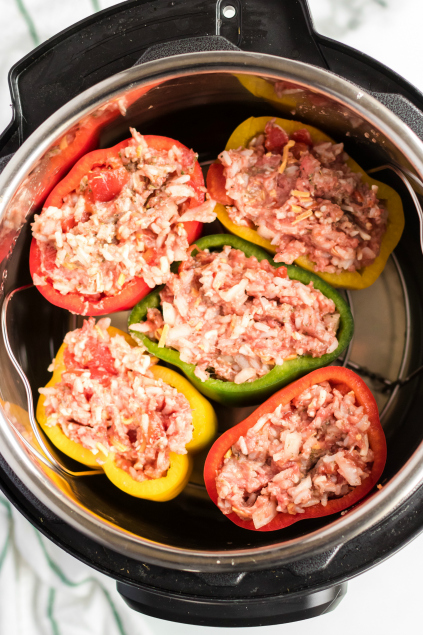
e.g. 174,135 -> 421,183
128,235 -> 354,407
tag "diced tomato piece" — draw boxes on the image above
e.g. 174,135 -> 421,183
64,338 -> 117,377
84,340 -> 117,375
353,190 -> 364,203
63,347 -> 76,370
291,129 -> 313,146
61,217 -> 77,233
275,266 -> 288,278
291,142 -> 309,160
86,167 -> 129,203
264,121 -> 289,153
179,147 -> 197,173
142,248 -> 157,265
42,244 -> 59,270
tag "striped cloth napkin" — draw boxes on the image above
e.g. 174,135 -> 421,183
0,494 -> 158,635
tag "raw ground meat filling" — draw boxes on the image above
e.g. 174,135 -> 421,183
216,381 -> 374,529
219,119 -> 387,273
130,246 -> 340,383
39,318 -> 193,481
32,128 -> 216,297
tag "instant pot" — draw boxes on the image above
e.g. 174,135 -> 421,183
1,0 -> 423,627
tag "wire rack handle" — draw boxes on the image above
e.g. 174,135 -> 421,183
0,284 -> 103,479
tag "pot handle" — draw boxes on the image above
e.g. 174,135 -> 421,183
135,0 -> 327,68
134,35 -> 241,67
371,92 -> 423,141
117,579 -> 347,627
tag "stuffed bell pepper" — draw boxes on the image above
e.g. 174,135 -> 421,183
31,128 -> 217,315
204,367 -> 386,531
36,319 -> 217,501
207,116 -> 404,290
128,234 -> 354,407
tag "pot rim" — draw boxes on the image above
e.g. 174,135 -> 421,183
1,50 -> 423,572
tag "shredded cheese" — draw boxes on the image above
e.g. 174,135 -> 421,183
95,325 -> 105,340
62,261 -> 77,270
96,442 -> 109,457
112,440 -> 128,453
158,323 -> 170,348
291,210 -> 313,225
278,140 -> 295,174
290,190 -> 311,198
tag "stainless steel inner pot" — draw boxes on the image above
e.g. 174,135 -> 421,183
1,51 -> 423,572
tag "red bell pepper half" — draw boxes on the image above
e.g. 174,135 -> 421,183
1,84 -> 162,265
204,367 -> 387,532
30,135 -> 205,315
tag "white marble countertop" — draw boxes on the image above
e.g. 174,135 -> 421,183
0,1 -> 422,634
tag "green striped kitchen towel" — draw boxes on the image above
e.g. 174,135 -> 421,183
0,492 -> 157,635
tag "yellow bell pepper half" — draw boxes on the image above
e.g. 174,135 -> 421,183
36,326 -> 217,502
215,116 -> 405,290
236,74 -> 300,111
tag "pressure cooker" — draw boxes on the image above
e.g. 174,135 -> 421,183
0,0 -> 423,627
